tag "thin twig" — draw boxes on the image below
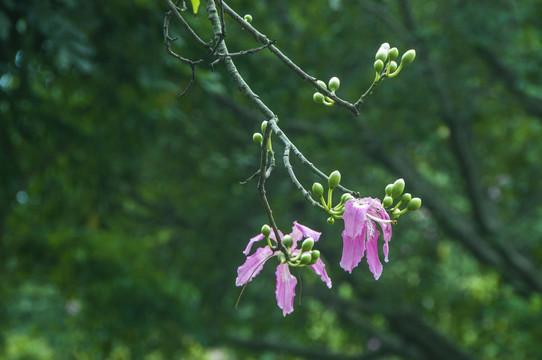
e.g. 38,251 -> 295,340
163,9 -> 204,95
283,144 -> 325,209
166,0 -> 211,48
220,1 -> 360,116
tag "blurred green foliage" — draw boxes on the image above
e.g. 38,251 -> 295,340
1,0 -> 541,359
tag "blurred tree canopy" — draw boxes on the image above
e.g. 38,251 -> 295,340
1,0 -> 542,359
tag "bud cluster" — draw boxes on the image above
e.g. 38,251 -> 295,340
382,178 -> 421,219
313,77 -> 340,106
312,170 -> 355,224
373,42 -> 416,82
252,120 -> 269,147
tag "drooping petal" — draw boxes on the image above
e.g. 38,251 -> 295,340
275,263 -> 297,316
365,221 -> 383,280
243,234 -> 265,255
292,221 -> 322,242
243,229 -> 283,255
311,258 -> 332,289
340,224 -> 367,273
236,247 -> 274,286
343,199 -> 370,239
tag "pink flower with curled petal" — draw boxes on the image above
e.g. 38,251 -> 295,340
340,197 -> 393,279
236,221 -> 332,316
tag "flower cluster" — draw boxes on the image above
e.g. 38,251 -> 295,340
236,176 -> 420,316
236,222 -> 331,316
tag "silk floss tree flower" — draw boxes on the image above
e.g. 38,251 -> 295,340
236,221 -> 332,316
340,197 -> 395,279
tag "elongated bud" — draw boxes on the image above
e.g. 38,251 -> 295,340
300,253 -> 312,265
261,121 -> 267,133
282,234 -> 293,248
313,92 -> 325,104
391,178 -> 405,198
317,80 -> 327,89
253,133 -> 263,145
401,193 -> 412,203
261,224 -> 271,237
385,184 -> 394,196
301,237 -> 314,253
383,196 -> 393,208
375,42 -> 390,62
407,197 -> 422,211
389,61 -> 398,73
340,193 -> 354,205
243,14 -> 253,22
328,77 -> 340,93
312,182 -> 324,197
388,47 -> 399,61
328,170 -> 341,189
401,49 -> 416,66
374,59 -> 384,73
309,250 -> 320,264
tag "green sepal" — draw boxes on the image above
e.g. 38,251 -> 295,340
391,178 -> 405,198
374,59 -> 384,73
282,235 -> 293,249
383,196 -> 393,208
388,47 -> 399,61
252,133 -> 263,145
300,253 -> 312,265
313,92 -> 325,104
328,77 -> 340,93
401,49 -> 416,66
301,237 -> 314,253
407,197 -> 422,211
312,182 -> 324,197
309,250 -> 320,265
328,170 -> 341,189
261,224 -> 271,237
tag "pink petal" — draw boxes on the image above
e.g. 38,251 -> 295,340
365,221 -> 383,280
243,229 -> 283,255
343,200 -> 369,239
311,259 -> 332,288
236,247 -> 274,286
275,263 -> 297,316
340,225 -> 367,273
292,221 -> 322,242
243,234 -> 265,255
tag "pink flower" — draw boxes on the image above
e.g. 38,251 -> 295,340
340,197 -> 393,279
236,221 -> 332,316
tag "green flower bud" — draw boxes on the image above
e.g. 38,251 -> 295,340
375,42 -> 390,62
407,197 -> 422,211
401,193 -> 412,203
278,252 -> 287,263
243,14 -> 253,22
317,80 -> 327,89
261,120 -> 267,133
328,170 -> 341,189
388,47 -> 399,61
310,250 -> 320,265
374,59 -> 384,73
300,253 -> 312,265
401,49 -> 416,66
385,184 -> 394,196
328,77 -> 340,92
312,182 -> 324,197
282,234 -> 293,248
341,193 -> 354,204
327,217 -> 335,225
252,132 -> 263,145
391,178 -> 405,198
261,224 -> 271,237
301,237 -> 314,253
383,196 -> 393,208
313,92 -> 325,104
389,61 -> 398,73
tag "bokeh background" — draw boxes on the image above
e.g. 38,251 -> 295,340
1,0 -> 542,359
